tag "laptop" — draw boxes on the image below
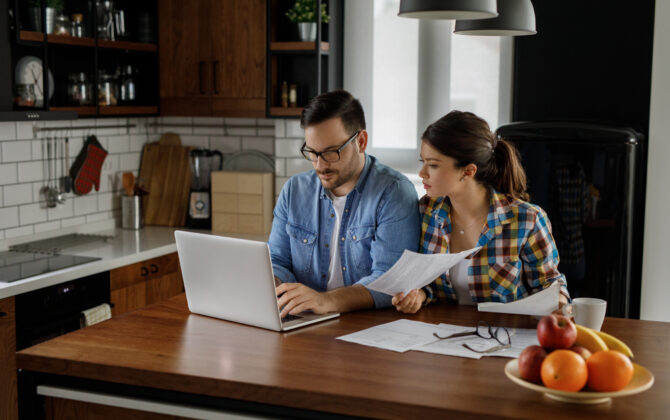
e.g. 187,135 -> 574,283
174,231 -> 340,331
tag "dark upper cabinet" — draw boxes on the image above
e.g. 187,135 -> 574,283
159,0 -> 266,117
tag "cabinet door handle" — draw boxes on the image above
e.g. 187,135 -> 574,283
0,311 -> 6,318
212,61 -> 219,95
199,61 -> 205,95
150,264 -> 158,274
141,266 -> 149,277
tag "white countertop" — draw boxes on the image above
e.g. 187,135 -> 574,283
0,226 -> 269,299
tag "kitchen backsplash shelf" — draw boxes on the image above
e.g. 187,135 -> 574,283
269,106 -> 302,117
97,39 -> 158,52
270,41 -> 330,52
19,31 -> 156,52
99,106 -> 158,116
49,106 -> 97,116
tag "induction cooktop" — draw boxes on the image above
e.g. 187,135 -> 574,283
0,251 -> 100,283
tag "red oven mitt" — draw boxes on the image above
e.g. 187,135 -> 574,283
70,135 -> 108,195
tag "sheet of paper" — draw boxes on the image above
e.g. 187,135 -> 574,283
336,319 -> 441,352
365,247 -> 480,296
476,280 -> 561,316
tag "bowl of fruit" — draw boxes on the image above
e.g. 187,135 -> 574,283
505,314 -> 654,404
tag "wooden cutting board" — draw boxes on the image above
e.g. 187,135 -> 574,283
138,133 -> 192,226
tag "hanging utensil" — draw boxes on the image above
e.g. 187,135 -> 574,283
122,172 -> 135,197
55,135 -> 65,204
45,137 -> 58,208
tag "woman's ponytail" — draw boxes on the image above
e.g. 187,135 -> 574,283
490,137 -> 529,202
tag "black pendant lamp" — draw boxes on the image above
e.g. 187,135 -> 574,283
454,0 -> 537,36
398,0 -> 498,20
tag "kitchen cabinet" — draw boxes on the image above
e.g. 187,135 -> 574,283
1,0 -> 159,119
110,252 -> 184,317
266,0 -> 342,117
0,296 -> 18,420
159,0 -> 266,117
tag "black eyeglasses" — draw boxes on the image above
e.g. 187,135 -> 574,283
433,320 -> 512,354
300,131 -> 360,162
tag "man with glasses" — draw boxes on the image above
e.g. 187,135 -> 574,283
271,90 -> 420,317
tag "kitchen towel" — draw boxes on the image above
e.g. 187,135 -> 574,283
80,303 -> 112,327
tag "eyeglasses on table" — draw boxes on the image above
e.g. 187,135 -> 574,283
433,320 -> 512,354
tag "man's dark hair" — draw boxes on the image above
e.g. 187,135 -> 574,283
300,90 -> 366,134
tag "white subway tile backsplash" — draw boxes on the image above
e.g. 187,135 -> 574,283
275,119 -> 286,138
0,122 -> 17,141
275,158 -> 286,177
225,118 -> 255,126
47,199 -> 73,220
275,139 -> 303,158
119,152 -> 141,171
3,183 -> 33,206
96,118 -> 128,135
180,135 -> 210,148
74,194 -> 98,216
31,140 -> 43,160
0,163 -> 18,185
0,207 -> 19,229
257,118 -> 274,127
129,135 -> 148,152
285,120 -> 303,138
16,122 -> 34,140
34,220 -> 61,233
97,192 -> 117,212
18,161 -> 44,183
242,137 -> 274,155
61,215 -> 86,227
0,230 -> 4,240
5,225 -> 34,239
86,212 -> 113,223
19,203 -> 47,225
0,186 -> 3,206
286,159 -> 314,177
193,117 -> 224,135
101,154 -> 119,174
209,136 -> 241,153
227,127 -> 256,136
257,127 -> 275,136
106,136 -> 130,154
67,136 -> 84,158
2,141 -> 32,162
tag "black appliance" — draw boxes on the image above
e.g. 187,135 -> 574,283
496,122 -> 642,318
185,148 -> 223,229
0,250 -> 100,283
15,271 -> 110,351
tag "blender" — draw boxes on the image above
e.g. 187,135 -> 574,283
186,149 -> 223,229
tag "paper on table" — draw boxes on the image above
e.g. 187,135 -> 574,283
414,326 -> 539,359
365,247 -> 480,296
477,280 -> 561,316
336,319 -> 440,352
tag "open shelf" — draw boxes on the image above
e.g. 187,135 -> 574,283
49,106 -> 97,116
19,31 -> 157,52
99,106 -> 158,116
270,41 -> 329,52
269,106 -> 302,117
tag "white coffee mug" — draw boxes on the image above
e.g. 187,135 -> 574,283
562,297 -> 607,331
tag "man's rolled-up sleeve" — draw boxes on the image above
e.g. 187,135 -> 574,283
357,179 -> 420,308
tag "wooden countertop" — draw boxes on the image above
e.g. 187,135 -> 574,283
17,294 -> 670,419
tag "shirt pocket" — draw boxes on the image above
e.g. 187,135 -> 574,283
487,257 -> 521,302
347,225 -> 376,272
286,223 -> 317,273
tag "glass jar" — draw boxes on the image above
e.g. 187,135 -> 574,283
70,13 -> 85,37
119,65 -> 136,103
68,72 -> 93,106
54,13 -> 71,36
14,84 -> 36,108
98,72 -> 118,106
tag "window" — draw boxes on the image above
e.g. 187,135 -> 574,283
344,0 -> 512,174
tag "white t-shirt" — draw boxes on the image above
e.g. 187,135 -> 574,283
449,259 -> 475,305
326,194 -> 348,290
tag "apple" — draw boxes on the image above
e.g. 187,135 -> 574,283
569,345 -> 592,360
536,314 -> 577,349
518,345 -> 548,383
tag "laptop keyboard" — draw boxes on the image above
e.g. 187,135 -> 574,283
281,314 -> 303,323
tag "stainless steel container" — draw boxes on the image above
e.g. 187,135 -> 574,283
122,195 -> 143,230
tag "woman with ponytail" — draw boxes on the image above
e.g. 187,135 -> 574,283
393,111 -> 569,313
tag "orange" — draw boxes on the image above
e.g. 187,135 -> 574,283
586,350 -> 634,391
540,349 -> 588,392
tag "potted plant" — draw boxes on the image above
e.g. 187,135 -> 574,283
285,0 -> 329,42
27,0 -> 65,34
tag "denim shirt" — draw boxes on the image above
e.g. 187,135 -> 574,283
269,154 -> 420,308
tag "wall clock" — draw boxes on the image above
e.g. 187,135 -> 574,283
15,56 -> 55,107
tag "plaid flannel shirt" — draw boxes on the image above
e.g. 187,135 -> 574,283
421,189 -> 568,304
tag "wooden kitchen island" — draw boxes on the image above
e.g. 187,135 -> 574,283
16,294 -> 670,419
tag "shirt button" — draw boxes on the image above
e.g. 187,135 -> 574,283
352,235 -> 357,240
345,209 -> 349,213
341,237 -> 345,241
321,274 -> 326,278
325,243 -> 329,248
303,239 -> 307,243
330,213 -> 335,218
342,266 -> 346,271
